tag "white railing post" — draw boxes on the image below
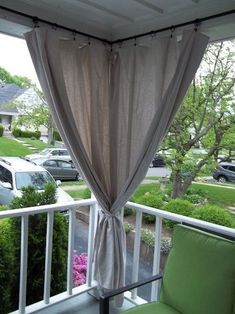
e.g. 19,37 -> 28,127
131,211 -> 142,299
86,199 -> 98,287
67,208 -> 76,295
151,216 -> 162,301
19,215 -> 29,314
43,211 -> 54,304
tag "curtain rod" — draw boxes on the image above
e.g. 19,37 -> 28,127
0,5 -> 234,45
0,4 -> 111,44
113,9 -> 235,44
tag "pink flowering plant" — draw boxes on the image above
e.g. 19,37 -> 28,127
73,251 -> 88,287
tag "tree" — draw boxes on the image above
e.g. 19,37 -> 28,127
0,66 -> 31,87
13,87 -> 55,145
161,41 -> 235,198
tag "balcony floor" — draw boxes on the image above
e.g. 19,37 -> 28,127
35,291 -> 135,314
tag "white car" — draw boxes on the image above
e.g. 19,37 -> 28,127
0,157 -> 73,205
26,148 -> 71,162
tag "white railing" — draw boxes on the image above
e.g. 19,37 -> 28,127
0,199 -> 234,313
0,199 -> 98,314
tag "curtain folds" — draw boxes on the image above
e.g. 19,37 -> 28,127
24,29 -> 209,290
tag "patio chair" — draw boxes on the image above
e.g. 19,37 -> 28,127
100,224 -> 235,314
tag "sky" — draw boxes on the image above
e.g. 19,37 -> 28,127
0,33 -> 40,87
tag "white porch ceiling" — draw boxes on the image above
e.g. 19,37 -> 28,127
0,0 -> 234,42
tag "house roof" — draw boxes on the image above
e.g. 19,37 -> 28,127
0,83 -> 25,114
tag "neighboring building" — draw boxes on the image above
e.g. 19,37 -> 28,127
0,83 -> 46,134
0,83 -> 25,129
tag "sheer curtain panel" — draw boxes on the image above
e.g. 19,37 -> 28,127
25,29 -> 209,291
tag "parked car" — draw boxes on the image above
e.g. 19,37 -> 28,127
26,148 -> 71,162
0,157 -> 73,205
212,162 -> 235,183
150,155 -> 166,167
35,158 -> 80,181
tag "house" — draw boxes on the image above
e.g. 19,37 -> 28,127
0,1 -> 234,314
0,83 -> 47,135
0,83 -> 25,129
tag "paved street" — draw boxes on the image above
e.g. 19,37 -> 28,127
146,167 -> 171,177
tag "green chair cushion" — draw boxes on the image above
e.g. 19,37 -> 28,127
160,224 -> 235,314
122,302 -> 181,314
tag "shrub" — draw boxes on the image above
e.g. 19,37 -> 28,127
164,199 -> 195,228
0,205 -> 8,211
53,129 -> 62,141
9,183 -> 68,309
141,229 -> 154,247
140,229 -> 172,254
0,219 -> 14,314
12,128 -> 41,139
137,193 -> 164,223
191,205 -> 234,228
183,193 -> 206,204
73,252 -> 87,287
123,222 -> 134,234
12,128 -> 21,137
124,207 -> 133,216
0,124 -> 4,137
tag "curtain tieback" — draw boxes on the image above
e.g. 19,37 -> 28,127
100,210 -> 119,219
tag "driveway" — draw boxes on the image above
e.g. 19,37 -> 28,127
146,167 -> 171,177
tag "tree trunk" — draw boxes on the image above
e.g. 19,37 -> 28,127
171,171 -> 183,198
181,176 -> 194,196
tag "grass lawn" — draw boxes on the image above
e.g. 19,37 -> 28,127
0,137 -> 31,156
131,183 -> 235,208
61,180 -> 85,186
64,181 -> 235,208
192,184 -> 235,208
18,137 -> 50,150
66,188 -> 91,199
131,184 -> 161,200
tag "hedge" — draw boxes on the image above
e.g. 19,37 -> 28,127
0,183 -> 68,312
191,205 -> 234,228
164,199 -> 196,228
53,129 -> 62,141
136,192 -> 164,223
0,219 -> 14,314
12,128 -> 41,139
0,124 -> 4,137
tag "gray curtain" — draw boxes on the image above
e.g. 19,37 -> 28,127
24,29 -> 209,290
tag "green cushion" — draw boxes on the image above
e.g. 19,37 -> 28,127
122,302 -> 181,314
160,224 -> 235,314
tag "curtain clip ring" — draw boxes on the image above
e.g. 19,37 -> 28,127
72,31 -> 76,41
170,26 -> 175,38
52,23 -> 58,30
118,41 -> 122,49
194,19 -> 200,32
32,16 -> 39,28
150,31 -> 156,39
